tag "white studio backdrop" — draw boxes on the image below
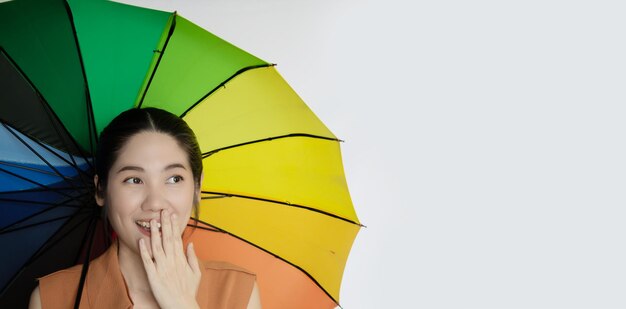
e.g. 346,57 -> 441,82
112,1 -> 625,308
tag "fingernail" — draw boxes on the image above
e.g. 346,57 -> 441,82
139,238 -> 144,246
172,213 -> 177,220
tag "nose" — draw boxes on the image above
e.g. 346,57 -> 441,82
141,184 -> 169,213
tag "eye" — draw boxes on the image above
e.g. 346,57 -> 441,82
166,175 -> 184,184
124,177 -> 142,184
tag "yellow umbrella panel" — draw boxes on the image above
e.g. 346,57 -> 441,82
183,66 -> 361,307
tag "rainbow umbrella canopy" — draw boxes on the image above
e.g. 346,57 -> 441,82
0,0 -> 361,308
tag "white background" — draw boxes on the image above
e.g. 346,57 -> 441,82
118,1 -> 626,308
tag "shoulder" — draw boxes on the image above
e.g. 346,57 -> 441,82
35,264 -> 84,309
28,285 -> 41,309
197,260 -> 257,309
36,244 -> 116,308
39,241 -> 116,285
38,263 -> 84,285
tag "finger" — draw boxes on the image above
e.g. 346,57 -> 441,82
150,219 -> 165,263
187,242 -> 201,275
160,209 -> 174,257
139,238 -> 156,274
170,213 -> 185,254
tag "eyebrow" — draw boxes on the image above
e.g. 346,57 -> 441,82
116,163 -> 187,174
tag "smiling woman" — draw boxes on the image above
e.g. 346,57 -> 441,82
97,131 -> 197,263
28,108 -> 262,309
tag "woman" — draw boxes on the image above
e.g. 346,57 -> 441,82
29,108 -> 261,309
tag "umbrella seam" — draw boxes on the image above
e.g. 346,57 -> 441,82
179,63 -> 275,118
191,219 -> 342,307
0,166 -> 75,199
0,48 -> 95,176
137,12 -> 177,109
0,186 -> 79,195
0,208 -> 95,300
0,119 -> 92,180
28,209 -> 98,266
201,133 -> 342,158
73,213 -> 99,309
201,191 -> 363,227
62,0 -> 98,157
0,197 -> 83,209
0,215 -> 75,235
0,192 -> 89,234
0,160 -> 81,181
1,124 -> 84,189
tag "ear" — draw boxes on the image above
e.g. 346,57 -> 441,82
195,172 -> 204,204
94,174 -> 105,207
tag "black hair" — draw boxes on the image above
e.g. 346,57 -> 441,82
94,107 -> 202,241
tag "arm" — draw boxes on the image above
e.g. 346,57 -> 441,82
246,280 -> 261,309
29,285 -> 42,309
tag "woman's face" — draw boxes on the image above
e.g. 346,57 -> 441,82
95,131 -> 199,256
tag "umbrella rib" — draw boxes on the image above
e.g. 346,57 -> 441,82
32,136 -> 92,180
44,116 -> 93,188
73,213 -> 98,309
179,63 -> 275,118
0,196 -> 83,208
84,84 -> 98,154
0,119 -> 92,180
200,191 -> 363,227
201,133 -> 341,158
44,102 -> 94,177
62,0 -> 97,159
0,191 -> 88,234
0,160 -> 79,181
0,214 -> 75,235
40,106 -> 93,183
0,208 -> 96,300
0,166 -> 76,199
190,218 -> 341,306
1,122 -> 84,191
200,195 -> 229,200
27,210 -> 96,266
73,209 -> 103,266
137,12 -> 177,109
0,48 -> 94,177
185,222 -> 223,233
0,186 -> 77,195
2,123 -> 85,189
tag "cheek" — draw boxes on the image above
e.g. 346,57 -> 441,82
167,189 -> 194,234
106,187 -> 141,218
170,187 -> 195,218
171,189 -> 195,212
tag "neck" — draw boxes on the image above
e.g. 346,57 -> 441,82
117,239 -> 153,294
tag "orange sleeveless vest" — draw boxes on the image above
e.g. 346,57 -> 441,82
37,241 -> 256,308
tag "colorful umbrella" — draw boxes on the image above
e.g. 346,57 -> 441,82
0,0 -> 362,308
